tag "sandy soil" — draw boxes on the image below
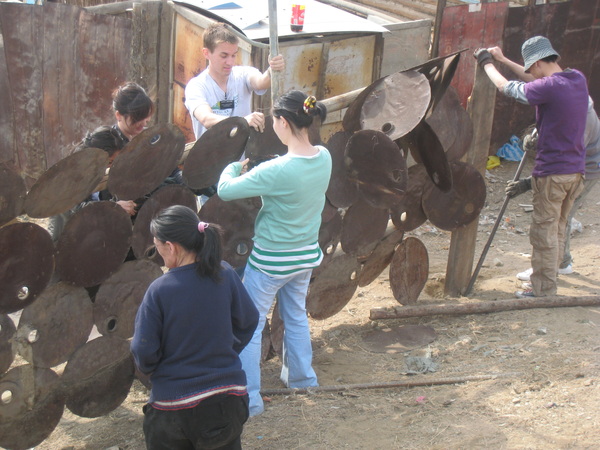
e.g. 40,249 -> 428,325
35,156 -> 600,450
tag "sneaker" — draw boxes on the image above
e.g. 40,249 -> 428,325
515,288 -> 535,298
517,268 -> 533,281
558,264 -> 573,275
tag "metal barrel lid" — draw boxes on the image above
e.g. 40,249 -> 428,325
0,222 -> 55,314
0,365 -> 65,450
183,117 -> 250,190
358,229 -> 404,287
131,184 -> 198,261
16,282 -> 93,368
389,164 -> 431,232
306,252 -> 361,320
422,161 -> 486,231
244,116 -> 287,160
325,130 -> 359,209
23,147 -> 108,218
340,199 -> 390,255
389,236 -> 429,305
345,130 -> 408,209
56,201 -> 133,287
199,194 -> 261,269
61,335 -> 134,418
93,259 -> 163,339
0,314 -> 16,375
108,123 -> 186,200
0,165 -> 26,226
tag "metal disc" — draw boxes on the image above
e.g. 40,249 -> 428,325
0,314 -> 16,375
389,237 -> 429,305
325,130 -> 359,209
183,117 -> 250,190
132,184 -> 198,261
396,120 -> 453,193
199,195 -> 261,270
345,130 -> 407,209
422,161 -> 486,231
0,365 -> 64,450
62,335 -> 134,418
342,76 -> 384,133
340,199 -> 390,255
56,201 -> 133,287
93,259 -> 163,339
306,252 -> 361,320
389,164 -> 431,232
108,123 -> 186,201
244,116 -> 287,159
17,282 -> 93,368
23,147 -> 108,218
313,202 -> 342,280
0,165 -> 26,226
358,229 -> 404,287
0,222 -> 54,314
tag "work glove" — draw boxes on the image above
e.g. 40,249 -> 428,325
506,177 -> 532,198
522,131 -> 538,152
473,48 -> 494,68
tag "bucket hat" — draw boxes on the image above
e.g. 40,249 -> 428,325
522,36 -> 560,72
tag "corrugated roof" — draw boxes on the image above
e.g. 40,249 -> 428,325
176,0 -> 389,40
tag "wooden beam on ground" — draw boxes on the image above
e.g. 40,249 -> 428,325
370,295 -> 600,320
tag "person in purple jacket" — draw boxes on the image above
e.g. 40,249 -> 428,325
474,36 -> 588,298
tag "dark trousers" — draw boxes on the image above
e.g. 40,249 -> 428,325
143,394 -> 249,450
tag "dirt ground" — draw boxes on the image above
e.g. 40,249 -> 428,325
36,156 -> 600,450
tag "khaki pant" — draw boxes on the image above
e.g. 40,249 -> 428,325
530,174 -> 584,296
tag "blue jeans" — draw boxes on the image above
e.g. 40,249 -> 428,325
239,266 -> 318,416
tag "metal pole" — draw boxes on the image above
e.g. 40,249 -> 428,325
268,0 -> 281,100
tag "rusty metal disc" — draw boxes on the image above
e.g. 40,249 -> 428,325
264,300 -> 283,361
325,130 -> 359,209
358,229 -> 404,287
316,201 -> 342,278
56,201 -> 132,287
340,199 -> 390,255
0,314 -> 16,375
244,116 -> 287,159
17,282 -> 93,368
93,260 -> 163,339
0,222 -> 54,314
62,335 -> 134,418
396,120 -> 453,193
23,147 -> 108,218
132,184 -> 198,261
199,195 -> 261,269
306,252 -> 361,320
108,123 -> 186,201
389,237 -> 429,305
183,117 -> 250,190
0,165 -> 26,226
342,76 -> 383,133
390,164 -> 431,232
422,161 -> 486,231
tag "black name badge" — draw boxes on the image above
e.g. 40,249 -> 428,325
219,99 -> 234,110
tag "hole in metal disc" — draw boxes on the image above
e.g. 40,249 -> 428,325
28,329 -> 39,343
381,123 -> 395,135
229,127 -> 239,138
464,203 -> 474,214
326,244 -> 336,255
149,134 -> 161,145
17,286 -> 29,300
236,242 -> 249,256
350,271 -> 357,281
400,211 -> 407,222
1,390 -> 13,405
106,317 -> 118,333
432,172 -> 440,184
392,169 -> 402,182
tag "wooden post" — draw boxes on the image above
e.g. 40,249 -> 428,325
430,0 -> 447,58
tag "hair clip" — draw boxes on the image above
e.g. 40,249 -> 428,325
303,96 -> 317,114
198,221 -> 209,233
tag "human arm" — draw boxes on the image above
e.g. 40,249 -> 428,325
248,54 -> 285,91
488,47 -> 535,82
116,200 -> 136,216
130,289 -> 163,375
506,176 -> 532,198
474,48 -> 530,104
217,158 -> 278,201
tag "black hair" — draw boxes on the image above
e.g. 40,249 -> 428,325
540,55 -> 559,64
112,82 -> 154,124
150,205 -> 223,281
77,125 -> 127,157
272,90 -> 327,137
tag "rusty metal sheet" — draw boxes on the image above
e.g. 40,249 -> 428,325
389,237 -> 428,305
306,252 -> 361,320
62,335 -> 134,418
358,229 -> 404,287
396,120 -> 453,193
132,184 -> 198,261
244,116 -> 288,160
183,117 -> 250,190
325,130 -> 359,209
0,165 -> 26,226
17,282 -> 93,369
0,222 -> 54,315
94,260 -> 163,339
0,314 -> 16,375
108,124 -> 186,201
390,164 -> 431,232
422,161 -> 486,232
345,130 -> 407,209
199,195 -> 261,269
56,201 -> 132,287
340,199 -> 390,255
23,147 -> 108,218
